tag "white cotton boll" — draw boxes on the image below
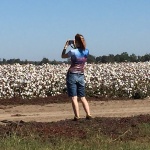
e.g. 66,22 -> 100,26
0,62 -> 149,99
13,83 -> 18,87
128,88 -> 132,91
88,85 -> 92,89
2,91 -> 6,95
24,87 -> 28,91
39,85 -> 42,89
29,89 -> 32,92
130,83 -> 134,88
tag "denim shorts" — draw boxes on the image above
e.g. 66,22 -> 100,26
66,72 -> 85,97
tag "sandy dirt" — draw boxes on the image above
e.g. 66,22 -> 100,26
0,98 -> 150,123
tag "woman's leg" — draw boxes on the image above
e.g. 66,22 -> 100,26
71,96 -> 80,118
80,97 -> 91,116
66,73 -> 79,118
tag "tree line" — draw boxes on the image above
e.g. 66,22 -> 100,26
0,52 -> 150,65
88,52 -> 150,63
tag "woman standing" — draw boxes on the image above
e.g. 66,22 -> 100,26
61,33 -> 92,121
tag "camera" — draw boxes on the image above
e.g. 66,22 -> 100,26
68,40 -> 74,45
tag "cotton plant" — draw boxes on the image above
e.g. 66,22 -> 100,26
84,62 -> 150,99
0,62 -> 149,99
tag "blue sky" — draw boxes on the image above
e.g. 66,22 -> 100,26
0,0 -> 150,61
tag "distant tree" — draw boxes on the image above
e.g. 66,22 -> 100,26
108,54 -> 115,63
143,54 -> 150,61
120,52 -> 129,62
39,58 -> 49,65
101,55 -> 108,63
140,56 -> 145,62
34,61 -> 40,65
114,54 -> 120,62
130,53 -> 137,62
87,54 -> 96,63
15,59 -> 21,63
7,59 -> 13,64
24,59 -> 28,64
2,58 -> 7,64
96,56 -> 102,63
1,52 -> 150,65
50,60 -> 58,65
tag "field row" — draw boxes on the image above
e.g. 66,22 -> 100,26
0,62 -> 149,99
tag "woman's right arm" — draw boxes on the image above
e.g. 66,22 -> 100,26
61,49 -> 69,58
61,40 -> 69,58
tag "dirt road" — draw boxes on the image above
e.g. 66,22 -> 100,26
0,98 -> 150,123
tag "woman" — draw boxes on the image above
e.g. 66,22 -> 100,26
61,33 -> 92,121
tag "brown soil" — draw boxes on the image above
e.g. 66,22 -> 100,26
0,94 -> 150,123
0,95 -> 150,141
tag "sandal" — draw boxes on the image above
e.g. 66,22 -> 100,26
73,116 -> 80,121
86,115 -> 92,120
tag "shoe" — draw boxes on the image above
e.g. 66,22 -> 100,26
86,115 -> 92,120
73,116 -> 80,121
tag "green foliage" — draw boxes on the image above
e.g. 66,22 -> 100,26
0,52 -> 150,65
39,58 -> 50,65
87,54 -> 96,63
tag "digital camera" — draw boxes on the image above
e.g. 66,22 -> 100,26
68,40 -> 74,45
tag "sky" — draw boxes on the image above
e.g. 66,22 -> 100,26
0,0 -> 150,61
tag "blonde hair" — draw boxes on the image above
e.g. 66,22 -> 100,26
75,34 -> 86,50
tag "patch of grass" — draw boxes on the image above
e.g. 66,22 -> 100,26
0,134 -> 51,150
0,134 -> 118,150
1,133 -> 150,150
1,115 -> 150,150
138,123 -> 150,135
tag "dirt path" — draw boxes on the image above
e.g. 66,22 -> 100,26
0,99 -> 150,123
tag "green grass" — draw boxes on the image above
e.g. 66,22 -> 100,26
0,134 -> 52,150
1,129 -> 150,150
1,116 -> 150,150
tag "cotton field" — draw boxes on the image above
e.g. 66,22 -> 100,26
0,62 -> 149,99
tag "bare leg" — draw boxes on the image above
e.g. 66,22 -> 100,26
71,96 -> 80,118
80,97 -> 91,116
